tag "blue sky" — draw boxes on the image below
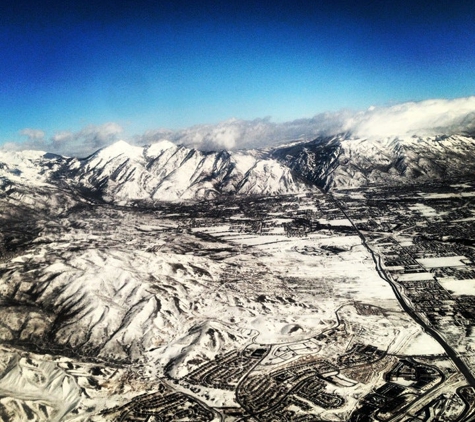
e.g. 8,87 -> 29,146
1,0 -> 475,149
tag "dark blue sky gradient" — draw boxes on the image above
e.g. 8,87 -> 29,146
1,0 -> 475,143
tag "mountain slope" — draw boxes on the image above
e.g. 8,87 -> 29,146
271,134 -> 475,191
64,140 -> 312,203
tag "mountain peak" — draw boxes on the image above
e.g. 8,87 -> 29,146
94,140 -> 144,160
145,140 -> 178,158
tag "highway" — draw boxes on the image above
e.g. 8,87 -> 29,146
332,196 -> 475,388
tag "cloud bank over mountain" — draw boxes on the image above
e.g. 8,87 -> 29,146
3,123 -> 124,157
3,97 -> 475,157
154,97 -> 475,150
345,97 -> 475,139
134,111 -> 355,152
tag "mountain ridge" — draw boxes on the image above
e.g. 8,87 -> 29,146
1,133 -> 475,206
271,133 -> 475,191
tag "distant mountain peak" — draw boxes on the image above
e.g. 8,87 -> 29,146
92,140 -> 144,160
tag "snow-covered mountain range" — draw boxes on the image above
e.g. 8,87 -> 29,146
1,133 -> 475,205
66,140 -> 310,203
271,133 -> 475,191
2,124 -> 475,420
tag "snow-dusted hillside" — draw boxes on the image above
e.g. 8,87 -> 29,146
0,150 -> 77,214
0,150 -> 62,189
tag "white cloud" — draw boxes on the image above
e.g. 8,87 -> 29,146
345,97 -> 475,138
19,128 -> 46,141
1,141 -> 25,152
52,131 -> 74,144
4,97 -> 475,156
78,122 -> 123,143
72,122 -> 124,156
4,128 -> 48,152
142,97 -> 475,150
3,123 -> 124,157
136,116 -> 333,151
